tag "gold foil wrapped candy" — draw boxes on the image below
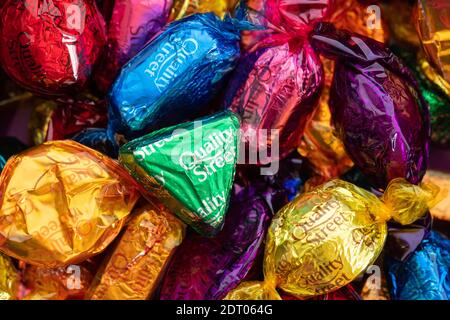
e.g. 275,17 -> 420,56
225,179 -> 442,299
87,203 -> 185,300
0,140 -> 140,267
423,170 -> 450,221
415,0 -> 450,86
0,253 -> 19,300
169,0 -> 238,21
21,264 -> 94,300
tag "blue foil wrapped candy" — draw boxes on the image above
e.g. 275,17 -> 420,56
387,231 -> 450,300
108,12 -> 243,139
72,128 -> 119,158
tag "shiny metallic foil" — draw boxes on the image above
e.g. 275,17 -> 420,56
424,170 -> 450,221
20,264 -> 93,300
0,0 -> 107,97
87,203 -> 185,300
169,0 -> 238,21
0,253 -> 19,300
0,140 -> 140,267
415,0 -> 450,87
225,179 -> 441,299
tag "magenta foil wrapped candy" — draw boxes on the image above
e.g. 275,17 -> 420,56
223,0 -> 330,164
158,174 -> 288,300
95,0 -> 173,92
310,22 -> 430,189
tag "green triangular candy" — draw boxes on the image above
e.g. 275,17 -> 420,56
119,111 -> 241,236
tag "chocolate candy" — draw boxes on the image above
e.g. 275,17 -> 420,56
169,0 -> 238,21
387,231 -> 450,300
20,264 -> 94,300
108,13 -> 242,139
415,0 -> 450,87
310,23 -> 430,188
0,253 -> 19,300
0,140 -> 140,267
223,0 -> 329,163
159,178 -> 276,300
95,0 -> 173,92
225,178 -> 441,299
120,111 -> 240,237
0,0 -> 106,97
87,203 -> 185,300
29,96 -> 108,146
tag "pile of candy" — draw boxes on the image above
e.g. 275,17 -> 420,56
0,0 -> 449,300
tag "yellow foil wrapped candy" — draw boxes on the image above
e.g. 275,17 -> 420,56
0,140 -> 140,267
415,0 -> 450,86
87,203 -> 185,300
0,253 -> 19,300
21,264 -> 94,300
169,0 -> 238,21
225,179 -> 442,299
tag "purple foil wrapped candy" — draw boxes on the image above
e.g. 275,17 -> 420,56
95,0 -> 173,92
310,22 -> 430,188
159,175 -> 287,300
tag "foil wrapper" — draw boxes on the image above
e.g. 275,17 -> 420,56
0,0 -> 106,97
20,264 -> 94,300
310,23 -> 430,189
415,0 -> 450,87
159,178 -> 277,300
108,13 -> 241,139
0,253 -> 19,300
87,203 -> 185,300
387,231 -> 450,300
225,178 -> 441,299
224,0 -> 330,163
29,96 -> 108,146
120,111 -> 240,237
72,128 -> 119,158
0,140 -> 140,267
169,0 -> 238,21
95,0 -> 173,93
424,170 -> 450,221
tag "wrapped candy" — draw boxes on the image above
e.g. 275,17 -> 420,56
223,0 -> 329,163
225,178 -> 442,299
0,0 -> 106,97
310,23 -> 430,188
20,264 -> 94,300
29,96 -> 108,146
95,0 -> 173,92
0,140 -> 140,267
169,0 -> 238,21
386,231 -> 450,300
0,253 -> 19,300
120,111 -> 240,237
159,176 -> 279,300
281,284 -> 360,300
415,0 -> 450,87
87,203 -> 185,300
108,12 -> 243,139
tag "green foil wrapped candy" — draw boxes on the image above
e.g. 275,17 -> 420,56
119,111 -> 240,236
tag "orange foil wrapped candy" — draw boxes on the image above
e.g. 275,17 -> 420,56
225,179 -> 442,299
415,0 -> 450,86
0,252 -> 19,300
169,0 -> 238,21
21,264 -> 94,300
0,140 -> 140,267
423,170 -> 450,221
87,203 -> 185,300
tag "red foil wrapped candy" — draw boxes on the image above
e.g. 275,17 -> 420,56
223,0 -> 330,164
310,23 -> 430,188
0,0 -> 107,97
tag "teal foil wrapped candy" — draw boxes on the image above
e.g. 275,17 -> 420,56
108,13 -> 243,139
387,231 -> 450,300
119,111 -> 240,237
